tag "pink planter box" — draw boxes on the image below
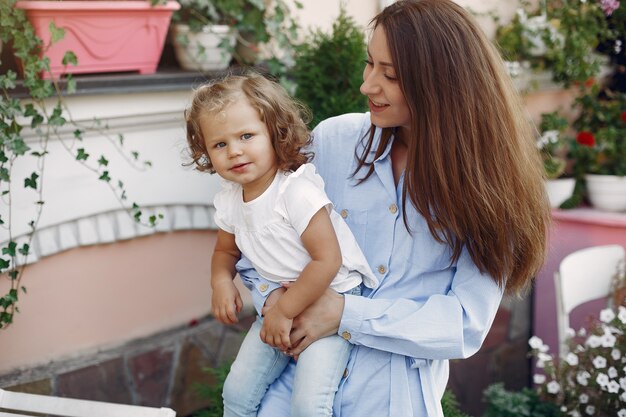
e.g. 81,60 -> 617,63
15,1 -> 180,79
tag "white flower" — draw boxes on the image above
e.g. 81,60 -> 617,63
533,374 -> 546,384
577,371 -> 591,386
579,393 -> 589,404
608,380 -> 621,393
621,391 -> 626,402
593,356 -> 607,368
600,308 -> 616,323
578,328 -> 587,337
569,411 -> 581,417
547,380 -> 560,394
529,335 -> 545,350
597,373 -> 609,387
612,348 -> 622,361
565,352 -> 579,366
618,306 -> 626,324
565,327 -> 576,338
585,405 -> 595,415
586,335 -> 602,348
620,377 -> 626,390
618,409 -> 626,417
580,0 -> 587,3
536,352 -> 552,368
616,39 -> 623,55
608,366 -> 618,378
600,331 -> 617,348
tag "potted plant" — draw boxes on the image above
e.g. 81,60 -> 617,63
170,0 -> 299,76
170,0 -> 237,72
537,112 -> 577,208
494,0 -> 615,89
569,86 -> 626,211
14,0 -> 180,79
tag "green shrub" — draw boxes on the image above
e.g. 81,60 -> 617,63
482,383 -> 562,417
441,389 -> 473,417
291,6 -> 367,128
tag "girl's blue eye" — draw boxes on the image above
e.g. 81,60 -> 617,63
215,142 -> 226,149
242,133 -> 253,140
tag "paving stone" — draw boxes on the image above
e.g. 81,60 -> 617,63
128,348 -> 174,407
56,358 -> 132,404
170,340 -> 217,416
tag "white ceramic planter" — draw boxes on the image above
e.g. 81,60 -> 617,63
171,23 -> 236,71
545,178 -> 576,208
585,174 -> 626,212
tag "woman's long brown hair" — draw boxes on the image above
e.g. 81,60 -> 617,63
355,0 -> 550,294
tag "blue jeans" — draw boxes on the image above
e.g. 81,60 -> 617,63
222,285 -> 361,417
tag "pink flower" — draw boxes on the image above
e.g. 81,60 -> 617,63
576,131 -> 595,147
600,0 -> 621,16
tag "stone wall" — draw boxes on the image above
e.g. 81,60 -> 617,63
1,294 -> 530,417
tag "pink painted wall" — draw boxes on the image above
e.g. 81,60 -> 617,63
0,230 -> 252,374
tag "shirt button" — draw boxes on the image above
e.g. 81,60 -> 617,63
343,368 -> 349,378
377,265 -> 386,274
389,203 -> 398,214
259,284 -> 269,292
341,331 -> 351,340
340,209 -> 348,219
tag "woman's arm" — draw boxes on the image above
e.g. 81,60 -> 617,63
287,247 -> 503,360
260,207 -> 342,349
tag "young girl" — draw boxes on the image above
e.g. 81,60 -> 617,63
184,73 -> 377,417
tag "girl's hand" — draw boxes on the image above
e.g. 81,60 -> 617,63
260,304 -> 293,351
211,280 -> 243,325
261,287 -> 286,317
287,287 -> 345,356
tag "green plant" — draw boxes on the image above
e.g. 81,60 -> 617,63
483,383 -> 562,417
192,361 -> 232,417
172,0 -> 301,78
528,268 -> 626,417
568,85 -> 626,176
537,111 -> 571,179
441,389 -> 473,417
494,0 -> 617,87
0,1 -> 157,328
290,6 -> 367,128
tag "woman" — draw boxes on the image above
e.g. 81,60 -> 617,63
236,1 -> 550,416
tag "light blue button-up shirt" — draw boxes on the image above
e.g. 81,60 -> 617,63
236,113 -> 504,417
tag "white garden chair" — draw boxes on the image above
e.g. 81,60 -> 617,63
554,244 -> 625,357
0,388 -> 176,417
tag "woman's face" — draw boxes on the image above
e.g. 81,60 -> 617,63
360,25 -> 411,132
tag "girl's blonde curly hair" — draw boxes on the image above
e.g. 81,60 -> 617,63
185,72 -> 313,173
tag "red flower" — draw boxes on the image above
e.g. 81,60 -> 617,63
576,131 -> 595,147
621,111 -> 626,123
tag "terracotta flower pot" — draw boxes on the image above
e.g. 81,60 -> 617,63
15,0 -> 180,79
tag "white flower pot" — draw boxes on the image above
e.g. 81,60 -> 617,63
545,178 -> 576,208
585,174 -> 626,212
171,24 -> 236,71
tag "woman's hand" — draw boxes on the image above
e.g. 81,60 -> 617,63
286,287 -> 345,357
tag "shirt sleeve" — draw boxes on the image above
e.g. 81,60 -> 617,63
338,246 -> 504,360
274,165 -> 332,236
235,256 -> 282,315
213,187 -> 234,233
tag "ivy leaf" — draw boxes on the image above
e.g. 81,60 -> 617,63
118,134 -> 124,146
0,150 -> 7,163
10,138 -> 30,155
98,155 -> 109,166
2,242 -> 17,257
74,129 -> 84,140
48,105 -> 66,126
18,244 -> 30,256
99,171 -> 111,182
0,258 -> 10,270
62,51 -> 78,67
76,148 -> 89,161
25,172 -> 39,189
0,167 -> 9,181
49,21 -> 66,44
131,151 -> 139,160
8,270 -> 18,280
66,77 -> 77,95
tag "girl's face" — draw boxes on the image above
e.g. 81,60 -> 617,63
360,25 -> 411,133
201,96 -> 277,201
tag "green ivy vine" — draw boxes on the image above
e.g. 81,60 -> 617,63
0,0 -> 160,329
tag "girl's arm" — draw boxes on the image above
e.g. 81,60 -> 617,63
211,229 -> 243,325
260,207 -> 342,350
